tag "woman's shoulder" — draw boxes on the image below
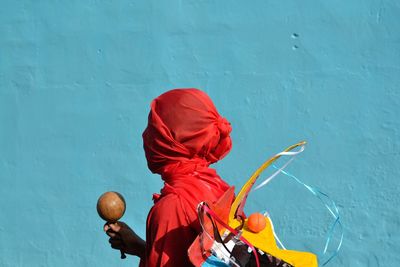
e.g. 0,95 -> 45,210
148,194 -> 188,223
152,194 -> 181,211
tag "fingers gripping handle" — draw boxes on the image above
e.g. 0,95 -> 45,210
115,222 -> 126,259
106,222 -> 127,260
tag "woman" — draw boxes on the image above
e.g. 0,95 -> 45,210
104,88 -> 233,266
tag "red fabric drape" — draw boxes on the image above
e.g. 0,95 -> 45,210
140,88 -> 232,267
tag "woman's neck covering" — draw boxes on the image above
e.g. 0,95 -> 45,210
142,88 -> 232,211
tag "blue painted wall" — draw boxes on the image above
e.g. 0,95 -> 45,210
1,1 -> 399,266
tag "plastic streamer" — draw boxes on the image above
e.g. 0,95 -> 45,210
272,166 -> 343,266
251,144 -> 343,266
252,145 -> 305,191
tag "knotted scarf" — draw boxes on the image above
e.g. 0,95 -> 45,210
143,88 -> 232,210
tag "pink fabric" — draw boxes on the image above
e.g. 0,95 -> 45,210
140,88 -> 232,266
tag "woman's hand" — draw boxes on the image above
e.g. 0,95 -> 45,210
104,221 -> 146,259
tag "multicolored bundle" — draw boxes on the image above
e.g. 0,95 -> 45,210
188,141 -> 319,267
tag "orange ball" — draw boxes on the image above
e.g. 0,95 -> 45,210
97,191 -> 126,222
246,212 -> 267,233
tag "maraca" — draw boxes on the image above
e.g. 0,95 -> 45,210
97,191 -> 127,259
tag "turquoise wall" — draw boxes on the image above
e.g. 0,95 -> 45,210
1,1 -> 399,266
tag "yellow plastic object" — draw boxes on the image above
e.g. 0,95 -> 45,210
229,217 -> 317,266
228,141 -> 318,267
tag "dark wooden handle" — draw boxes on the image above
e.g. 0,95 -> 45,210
120,250 -> 126,259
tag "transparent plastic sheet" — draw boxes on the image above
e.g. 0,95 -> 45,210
198,202 -> 260,267
197,202 -> 244,267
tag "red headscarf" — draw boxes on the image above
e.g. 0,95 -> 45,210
143,88 -> 232,211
